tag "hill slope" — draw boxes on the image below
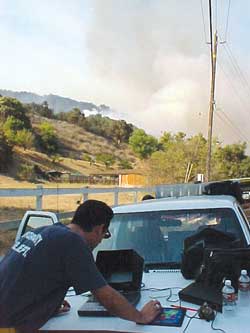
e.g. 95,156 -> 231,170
5,114 -> 141,181
0,89 -> 105,113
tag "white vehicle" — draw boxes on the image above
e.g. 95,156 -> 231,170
15,194 -> 250,332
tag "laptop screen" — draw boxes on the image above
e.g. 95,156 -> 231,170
107,272 -> 133,284
96,249 -> 144,291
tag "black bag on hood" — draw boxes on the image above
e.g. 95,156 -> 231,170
181,227 -> 239,279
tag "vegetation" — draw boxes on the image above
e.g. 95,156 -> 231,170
129,129 -> 158,159
82,153 -> 94,165
149,132 -> 250,184
2,116 -> 34,149
118,159 -> 133,169
212,142 -> 250,179
26,101 -> 54,119
84,114 -> 134,145
17,164 -> 36,181
56,107 -> 85,126
96,153 -> 115,169
0,127 -> 12,172
0,96 -> 31,128
0,95 -> 250,184
111,120 -> 134,146
36,122 -> 59,155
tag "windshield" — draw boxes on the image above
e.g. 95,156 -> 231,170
94,208 -> 245,265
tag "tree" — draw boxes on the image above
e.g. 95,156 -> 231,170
3,116 -> 23,143
149,132 -> 208,184
17,164 -> 36,181
118,159 -> 133,169
96,153 -> 115,168
26,101 -> 54,119
212,142 -> 250,179
185,133 -> 207,180
0,125 -> 13,171
66,108 -> 85,125
149,146 -> 187,184
129,129 -> 158,159
15,129 -> 34,150
37,122 -> 58,155
3,116 -> 34,149
0,96 -> 31,129
111,120 -> 134,146
159,131 -> 172,150
84,114 -> 112,138
82,153 -> 94,165
50,154 -> 63,164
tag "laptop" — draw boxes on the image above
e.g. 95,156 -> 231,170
179,247 -> 226,312
179,282 -> 222,312
78,249 -> 144,316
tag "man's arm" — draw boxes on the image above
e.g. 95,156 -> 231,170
92,285 -> 161,324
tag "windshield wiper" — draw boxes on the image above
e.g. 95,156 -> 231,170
144,262 -> 180,272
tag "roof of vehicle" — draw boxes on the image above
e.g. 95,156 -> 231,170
113,195 -> 238,214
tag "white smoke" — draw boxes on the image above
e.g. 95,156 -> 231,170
83,0 -> 250,147
84,0 -> 211,137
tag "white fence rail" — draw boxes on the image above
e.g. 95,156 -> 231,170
0,185 -> 156,231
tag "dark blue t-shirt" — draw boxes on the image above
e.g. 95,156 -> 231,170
0,223 -> 106,329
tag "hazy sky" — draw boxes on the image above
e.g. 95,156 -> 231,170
1,0 -> 250,145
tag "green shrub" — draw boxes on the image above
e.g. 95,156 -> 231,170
37,122 -> 58,155
0,126 -> 13,172
96,153 -> 115,168
17,164 -> 36,181
82,153 -> 94,165
118,159 -> 133,169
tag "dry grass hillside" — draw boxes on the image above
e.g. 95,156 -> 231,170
6,114 -> 142,179
0,115 -> 147,224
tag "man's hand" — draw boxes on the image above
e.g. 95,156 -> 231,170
93,285 -> 162,324
138,300 -> 162,324
56,300 -> 71,315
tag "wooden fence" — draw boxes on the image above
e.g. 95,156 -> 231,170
0,185 -> 156,231
1,182 -> 249,232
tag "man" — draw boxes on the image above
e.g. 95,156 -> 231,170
142,194 -> 155,201
0,200 -> 161,332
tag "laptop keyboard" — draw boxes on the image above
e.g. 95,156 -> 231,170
88,291 -> 140,304
78,291 -> 141,317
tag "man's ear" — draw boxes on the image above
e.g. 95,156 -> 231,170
93,224 -> 105,236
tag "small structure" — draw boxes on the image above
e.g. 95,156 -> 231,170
118,170 -> 147,187
90,170 -> 147,187
60,172 -> 88,183
46,170 -> 63,180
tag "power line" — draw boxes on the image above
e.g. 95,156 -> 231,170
224,0 -> 231,42
219,43 -> 250,110
215,110 -> 249,144
217,60 -> 250,119
216,60 -> 250,144
224,43 -> 250,96
221,43 -> 248,91
200,0 -> 208,43
208,0 -> 214,68
214,111 -> 239,141
215,0 -> 218,31
215,106 -> 250,143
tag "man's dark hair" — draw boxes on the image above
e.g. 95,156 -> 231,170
142,194 -> 155,201
71,200 -> 114,232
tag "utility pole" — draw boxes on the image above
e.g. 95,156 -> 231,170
205,0 -> 218,182
206,32 -> 218,181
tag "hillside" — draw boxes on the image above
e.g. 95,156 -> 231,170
3,114 -> 141,183
0,89 -> 107,114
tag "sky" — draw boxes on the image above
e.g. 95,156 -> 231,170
1,0 -> 250,145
